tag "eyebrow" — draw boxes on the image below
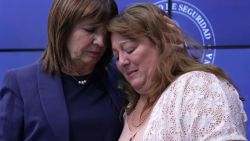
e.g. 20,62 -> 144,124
78,20 -> 103,27
112,39 -> 132,52
119,40 -> 131,48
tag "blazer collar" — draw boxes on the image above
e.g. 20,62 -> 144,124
37,64 -> 69,141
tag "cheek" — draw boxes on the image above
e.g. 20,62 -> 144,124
138,54 -> 158,78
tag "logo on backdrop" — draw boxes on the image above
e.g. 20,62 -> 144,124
154,0 -> 216,64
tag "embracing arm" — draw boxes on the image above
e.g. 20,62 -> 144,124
0,70 -> 24,141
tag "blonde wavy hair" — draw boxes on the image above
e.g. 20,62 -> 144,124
108,3 -> 231,114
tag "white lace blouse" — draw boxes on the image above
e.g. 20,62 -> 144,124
127,71 -> 247,141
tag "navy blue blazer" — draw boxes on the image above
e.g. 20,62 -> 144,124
0,63 -> 127,141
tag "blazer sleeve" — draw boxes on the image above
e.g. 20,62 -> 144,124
0,70 -> 24,141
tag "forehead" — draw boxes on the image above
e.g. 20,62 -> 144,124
111,33 -> 131,46
77,18 -> 104,27
111,33 -> 132,42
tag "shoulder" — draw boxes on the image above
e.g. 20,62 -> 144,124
145,70 -> 247,140
5,63 -> 40,77
171,71 -> 236,93
164,71 -> 245,119
97,68 -> 128,109
168,71 -> 225,93
175,71 -> 239,96
176,71 -> 219,83
106,80 -> 128,107
160,70 -> 242,114
1,63 -> 41,91
162,71 -> 220,94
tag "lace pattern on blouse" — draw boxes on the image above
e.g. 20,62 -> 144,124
143,71 -> 247,141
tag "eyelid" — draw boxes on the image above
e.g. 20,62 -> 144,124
125,47 -> 135,53
123,42 -> 137,54
84,27 -> 95,33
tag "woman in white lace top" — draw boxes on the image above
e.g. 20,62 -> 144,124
108,3 -> 247,141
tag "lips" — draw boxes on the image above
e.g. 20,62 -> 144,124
88,51 -> 102,58
127,69 -> 137,78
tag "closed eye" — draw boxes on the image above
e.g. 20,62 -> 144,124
125,47 -> 136,54
84,27 -> 95,33
123,40 -> 138,54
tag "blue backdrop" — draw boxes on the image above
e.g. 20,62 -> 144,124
0,0 -> 249,138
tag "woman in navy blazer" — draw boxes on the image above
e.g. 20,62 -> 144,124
0,0 -> 127,141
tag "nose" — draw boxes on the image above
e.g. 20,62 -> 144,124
117,53 -> 130,68
93,29 -> 105,48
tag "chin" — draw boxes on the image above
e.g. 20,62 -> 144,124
135,89 -> 148,95
132,84 -> 145,93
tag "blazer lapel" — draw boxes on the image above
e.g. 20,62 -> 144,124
37,65 -> 69,141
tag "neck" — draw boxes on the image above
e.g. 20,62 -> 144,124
63,64 -> 95,76
137,96 -> 147,107
72,67 -> 93,76
129,96 -> 151,129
